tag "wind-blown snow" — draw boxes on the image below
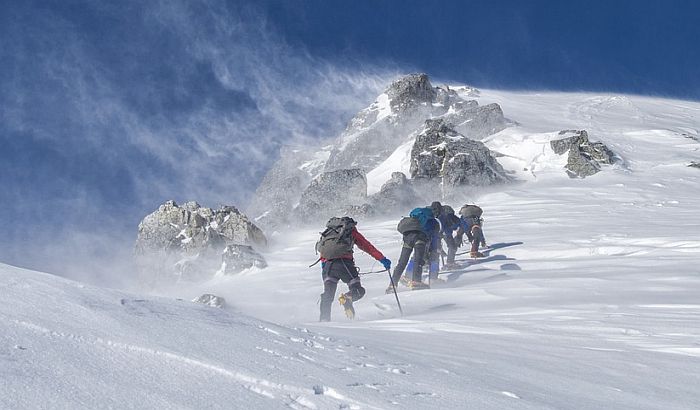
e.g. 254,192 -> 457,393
3,89 -> 700,409
373,93 -> 393,122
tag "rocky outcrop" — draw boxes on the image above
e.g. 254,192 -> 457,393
367,172 -> 421,213
294,169 -> 367,224
192,294 -> 226,308
551,130 -> 619,178
219,244 -> 267,275
341,203 -> 375,219
688,161 -> 700,169
385,73 -> 436,111
324,74 -> 510,173
248,73 -> 512,228
135,201 -> 267,284
445,103 -> 509,139
410,119 -> 510,187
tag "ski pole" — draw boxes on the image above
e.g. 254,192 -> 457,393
359,269 -> 390,275
387,269 -> 403,316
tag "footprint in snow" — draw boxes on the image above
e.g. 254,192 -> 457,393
412,392 -> 438,398
374,303 -> 392,311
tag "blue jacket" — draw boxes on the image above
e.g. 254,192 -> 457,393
438,213 -> 461,235
424,217 -> 441,252
457,215 -> 486,243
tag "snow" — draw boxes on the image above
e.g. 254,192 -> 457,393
4,89 -> 700,409
366,136 -> 414,195
373,93 -> 392,122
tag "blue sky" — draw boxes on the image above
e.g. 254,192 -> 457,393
1,0 -> 698,282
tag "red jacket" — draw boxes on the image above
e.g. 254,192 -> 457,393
320,228 -> 384,262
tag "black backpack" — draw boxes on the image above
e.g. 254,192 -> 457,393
316,217 -> 357,260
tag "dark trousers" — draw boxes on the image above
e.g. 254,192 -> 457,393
392,231 -> 428,283
470,225 -> 484,253
443,233 -> 458,264
319,258 -> 365,321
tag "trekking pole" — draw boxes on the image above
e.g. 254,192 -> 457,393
359,269 -> 391,275
387,269 -> 403,316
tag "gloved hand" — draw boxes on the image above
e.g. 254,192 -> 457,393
379,257 -> 392,271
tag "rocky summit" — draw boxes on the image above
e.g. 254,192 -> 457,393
324,73 -> 509,172
248,73 -> 511,230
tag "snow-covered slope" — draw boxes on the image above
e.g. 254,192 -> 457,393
4,89 -> 700,409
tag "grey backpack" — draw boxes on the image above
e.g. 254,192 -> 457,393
459,204 -> 483,218
316,217 -> 357,259
397,216 -> 423,234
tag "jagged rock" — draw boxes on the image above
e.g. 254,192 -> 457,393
294,169 -> 367,224
410,119 -> 510,187
551,130 -> 619,178
324,73 -> 508,173
192,294 -> 226,308
135,200 -> 267,284
386,73 -> 436,111
248,73 -> 512,227
219,244 -> 267,275
341,203 -> 375,219
368,172 -> 421,213
688,161 -> 700,169
445,103 -> 509,139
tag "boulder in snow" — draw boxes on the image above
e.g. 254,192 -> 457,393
410,119 -> 510,187
219,244 -> 267,275
551,130 -> 619,178
135,200 -> 267,284
192,294 -> 226,308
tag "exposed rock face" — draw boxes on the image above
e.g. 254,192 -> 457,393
219,244 -> 267,274
386,73 -> 436,111
410,119 -> 510,187
445,103 -> 508,139
294,169 -> 367,224
247,73 -> 511,228
192,294 -> 226,308
368,172 -> 421,213
135,201 -> 267,284
551,130 -> 619,178
688,161 -> 700,169
324,74 -> 509,173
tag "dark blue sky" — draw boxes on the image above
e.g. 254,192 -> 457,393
264,0 -> 700,98
1,0 -> 698,281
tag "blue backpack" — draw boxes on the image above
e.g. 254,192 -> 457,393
409,207 -> 434,230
